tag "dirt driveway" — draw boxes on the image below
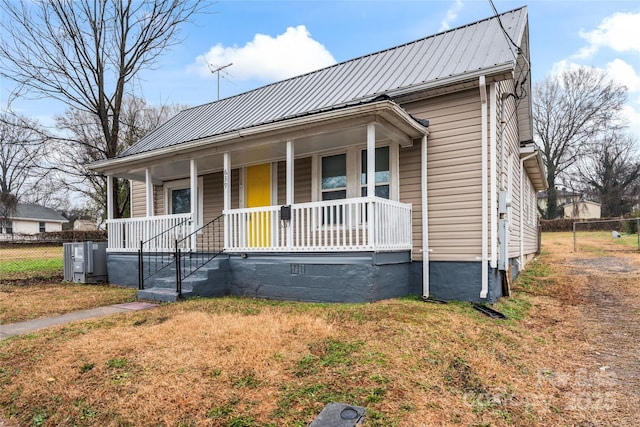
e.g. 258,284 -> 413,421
542,234 -> 640,426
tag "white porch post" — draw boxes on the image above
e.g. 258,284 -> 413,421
190,159 -> 198,250
367,123 -> 376,248
286,140 -> 294,205
145,168 -> 154,217
106,175 -> 114,220
223,152 -> 231,249
286,140 -> 294,249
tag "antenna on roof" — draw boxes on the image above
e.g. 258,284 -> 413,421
208,63 -> 233,101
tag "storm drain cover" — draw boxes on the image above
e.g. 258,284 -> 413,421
309,402 -> 366,426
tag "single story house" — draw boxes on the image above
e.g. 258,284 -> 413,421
90,6 -> 546,303
0,203 -> 68,239
563,200 -> 601,219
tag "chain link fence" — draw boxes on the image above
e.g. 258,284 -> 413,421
0,231 -> 107,282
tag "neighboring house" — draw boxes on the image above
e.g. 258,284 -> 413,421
0,203 -> 68,239
73,219 -> 99,231
90,6 -> 546,303
537,190 -> 601,219
537,189 -> 581,214
562,201 -> 601,219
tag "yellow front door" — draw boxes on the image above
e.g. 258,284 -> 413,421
246,163 -> 271,247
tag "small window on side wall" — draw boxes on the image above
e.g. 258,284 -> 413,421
39,222 -> 46,233
1,220 -> 13,234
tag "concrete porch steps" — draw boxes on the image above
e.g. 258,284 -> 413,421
137,256 -> 230,302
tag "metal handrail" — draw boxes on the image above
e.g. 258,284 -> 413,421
138,216 -> 192,290
174,214 -> 224,298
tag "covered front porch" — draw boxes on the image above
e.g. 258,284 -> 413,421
96,100 -> 428,302
102,100 -> 426,256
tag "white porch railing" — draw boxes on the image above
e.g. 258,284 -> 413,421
106,213 -> 192,252
225,197 -> 412,252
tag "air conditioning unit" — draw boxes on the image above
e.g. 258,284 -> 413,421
63,241 -> 108,283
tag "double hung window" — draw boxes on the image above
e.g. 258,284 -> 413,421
321,154 -> 347,201
361,146 -> 390,199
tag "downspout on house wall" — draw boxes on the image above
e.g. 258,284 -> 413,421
490,84 -> 498,270
480,76 -> 488,299
421,134 -> 429,298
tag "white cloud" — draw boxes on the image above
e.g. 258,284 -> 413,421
192,25 -> 336,82
606,58 -> 640,93
575,12 -> 640,59
439,0 -> 463,31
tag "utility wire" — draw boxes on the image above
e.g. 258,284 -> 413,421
488,0 -> 531,103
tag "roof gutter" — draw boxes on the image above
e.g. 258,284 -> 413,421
89,100 -> 428,174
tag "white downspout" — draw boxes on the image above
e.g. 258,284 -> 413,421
480,76 -> 489,299
489,84 -> 497,269
421,134 -> 429,298
519,153 -> 537,267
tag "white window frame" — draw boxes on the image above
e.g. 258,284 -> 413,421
164,177 -> 204,225
314,143 -> 398,202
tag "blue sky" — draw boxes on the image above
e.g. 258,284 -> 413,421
3,0 -> 640,138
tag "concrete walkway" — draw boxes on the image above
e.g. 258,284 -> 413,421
0,302 -> 158,340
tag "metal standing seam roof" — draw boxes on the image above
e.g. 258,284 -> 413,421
120,6 -> 528,158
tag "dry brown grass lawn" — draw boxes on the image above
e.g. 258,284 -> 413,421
0,283 -> 137,323
1,232 -> 638,426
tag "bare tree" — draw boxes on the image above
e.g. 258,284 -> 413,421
577,132 -> 640,217
0,112 -> 48,197
0,0 -> 204,218
53,98 -> 188,219
533,66 -> 627,218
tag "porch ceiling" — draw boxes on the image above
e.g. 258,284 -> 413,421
101,100 -> 428,182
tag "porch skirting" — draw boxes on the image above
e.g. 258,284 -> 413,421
106,253 -> 506,303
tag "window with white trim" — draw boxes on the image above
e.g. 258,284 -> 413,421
164,178 -> 204,225
321,154 -> 347,201
39,221 -> 46,233
319,145 -> 394,201
361,146 -> 390,198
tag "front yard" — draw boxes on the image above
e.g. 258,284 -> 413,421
1,232 -> 638,426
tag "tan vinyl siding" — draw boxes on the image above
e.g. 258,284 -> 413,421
154,185 -> 164,215
277,161 -> 286,205
131,180 -> 146,218
203,172 -> 224,221
295,157 -> 312,203
497,80 -> 539,260
403,89 -> 484,262
276,158 -> 312,205
399,142 -> 423,260
516,25 -> 533,142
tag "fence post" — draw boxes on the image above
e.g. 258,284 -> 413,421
573,222 -> 577,252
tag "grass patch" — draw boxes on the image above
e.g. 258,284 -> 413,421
1,232 -> 637,425
0,246 -> 64,281
0,282 -> 137,323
